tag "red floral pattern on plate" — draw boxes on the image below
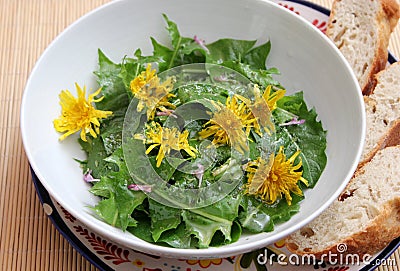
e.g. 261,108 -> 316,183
278,3 -> 300,15
74,225 -> 131,265
312,19 -> 327,33
276,1 -> 328,33
57,202 -> 76,223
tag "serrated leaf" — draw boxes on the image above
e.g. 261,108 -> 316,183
182,210 -> 232,248
94,49 -> 129,111
221,60 -> 280,87
148,199 -> 181,242
275,92 -> 327,187
242,41 -> 271,69
239,195 -> 302,233
182,192 -> 242,248
92,183 -> 146,230
157,223 -> 192,248
206,39 -> 257,63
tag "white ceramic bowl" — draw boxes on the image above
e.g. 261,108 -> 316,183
21,0 -> 365,259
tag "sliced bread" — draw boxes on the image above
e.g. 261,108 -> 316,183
326,0 -> 400,95
360,61 -> 400,167
286,145 -> 400,258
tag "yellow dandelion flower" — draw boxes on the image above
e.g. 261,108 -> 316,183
236,85 -> 285,136
244,146 -> 308,205
198,95 -> 256,153
263,85 -> 286,111
130,64 -> 176,120
140,122 -> 197,167
53,83 -> 112,141
130,63 -> 157,94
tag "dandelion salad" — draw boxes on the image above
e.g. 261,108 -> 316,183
53,15 -> 327,249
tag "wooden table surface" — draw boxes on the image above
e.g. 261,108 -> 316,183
1,0 -> 400,270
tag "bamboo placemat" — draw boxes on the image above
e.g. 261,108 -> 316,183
1,0 -> 399,270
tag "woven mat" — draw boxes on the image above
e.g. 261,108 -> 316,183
1,0 -> 400,270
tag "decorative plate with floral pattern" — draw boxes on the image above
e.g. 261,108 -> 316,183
31,1 -> 400,270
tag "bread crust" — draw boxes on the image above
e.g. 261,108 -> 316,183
358,119 -> 400,169
286,198 -> 400,259
382,0 -> 400,29
358,62 -> 400,168
366,0 -> 400,95
326,0 -> 400,95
